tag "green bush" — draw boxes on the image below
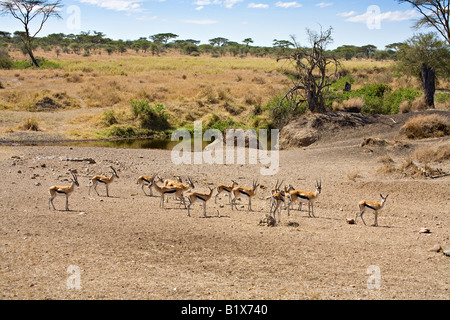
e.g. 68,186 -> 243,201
11,57 -> 61,69
130,99 -> 170,130
102,109 -> 118,126
436,92 -> 450,103
266,93 -> 306,128
106,124 -> 139,137
383,88 -> 421,114
0,50 -> 13,69
331,74 -> 355,92
336,83 -> 393,114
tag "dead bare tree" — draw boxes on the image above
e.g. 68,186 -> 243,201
273,27 -> 339,128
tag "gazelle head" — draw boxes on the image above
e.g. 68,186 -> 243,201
315,179 -> 322,194
380,194 -> 389,204
187,177 -> 195,188
252,179 -> 260,191
272,179 -> 284,193
71,171 -> 79,187
149,174 -> 158,186
231,179 -> 238,187
110,166 -> 119,178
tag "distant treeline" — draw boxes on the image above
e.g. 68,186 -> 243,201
0,30 -> 400,60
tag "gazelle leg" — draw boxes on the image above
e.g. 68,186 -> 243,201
360,209 -> 367,225
49,196 -> 56,210
94,184 -> 100,196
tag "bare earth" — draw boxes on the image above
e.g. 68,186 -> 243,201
0,112 -> 449,300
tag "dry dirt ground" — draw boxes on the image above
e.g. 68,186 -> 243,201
0,111 -> 449,300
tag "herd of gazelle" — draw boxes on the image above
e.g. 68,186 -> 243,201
48,168 -> 389,226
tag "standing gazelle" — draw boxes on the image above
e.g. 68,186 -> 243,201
48,171 -> 79,211
356,194 -> 389,227
150,174 -> 187,209
269,180 -> 286,223
287,179 -> 322,218
231,179 -> 260,211
89,166 -> 119,197
186,186 -> 214,217
215,179 -> 238,204
136,175 -> 161,196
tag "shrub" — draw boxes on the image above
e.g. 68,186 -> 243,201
400,114 -> 450,139
102,109 -> 118,126
106,124 -> 138,137
130,99 -> 170,130
341,97 -> 364,113
411,96 -> 428,111
414,143 -> 450,163
0,50 -> 13,69
383,88 -> 422,114
19,117 -> 39,131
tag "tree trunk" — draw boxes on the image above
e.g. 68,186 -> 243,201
27,47 -> 39,67
421,63 -> 435,108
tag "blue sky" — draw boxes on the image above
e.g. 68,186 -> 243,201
0,0 -> 430,50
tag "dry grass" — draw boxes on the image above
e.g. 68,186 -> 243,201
400,114 -> 450,139
0,54 -> 289,137
18,117 -> 39,131
377,155 -> 397,174
413,142 -> 450,164
335,97 -> 364,113
346,167 -> 361,181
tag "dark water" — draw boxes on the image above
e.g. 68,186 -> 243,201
49,138 -> 212,150
15,136 -> 274,150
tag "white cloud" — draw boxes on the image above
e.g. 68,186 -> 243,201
337,11 -> 356,17
224,0 -> 243,8
275,1 -> 302,8
316,2 -> 333,8
78,0 -> 145,12
248,3 -> 269,9
193,0 -> 220,5
346,9 -> 419,23
183,19 -> 218,24
191,0 -> 242,9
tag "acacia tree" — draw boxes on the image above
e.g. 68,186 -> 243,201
273,27 -> 339,127
0,0 -> 62,67
398,0 -> 449,45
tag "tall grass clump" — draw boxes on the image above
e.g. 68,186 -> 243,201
19,117 -> 39,131
400,114 -> 450,139
130,99 -> 170,130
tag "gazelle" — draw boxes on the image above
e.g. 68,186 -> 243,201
162,176 -> 194,204
287,179 -> 322,218
150,174 -> 187,209
186,186 -> 214,217
136,175 -> 161,196
355,194 -> 389,227
215,179 -> 238,204
163,175 -> 183,187
88,166 -> 119,197
269,180 -> 285,223
48,171 -> 79,211
231,179 -> 260,211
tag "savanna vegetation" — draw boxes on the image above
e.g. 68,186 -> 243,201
0,5 -> 449,140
